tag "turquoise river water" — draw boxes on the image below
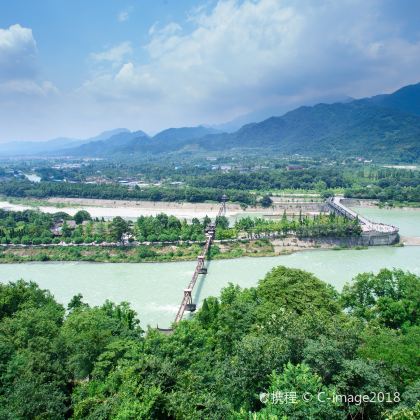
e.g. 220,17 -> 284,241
0,207 -> 419,328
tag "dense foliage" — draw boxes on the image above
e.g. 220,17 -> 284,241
2,160 -> 420,206
135,214 -> 209,242
0,267 -> 418,419
0,209 -> 58,245
0,180 -> 256,205
233,213 -> 362,239
0,210 -> 208,245
0,209 -> 360,246
189,167 -> 349,191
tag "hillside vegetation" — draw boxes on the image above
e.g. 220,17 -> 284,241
0,267 -> 418,418
59,83 -> 420,162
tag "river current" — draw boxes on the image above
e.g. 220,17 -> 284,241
0,207 -> 419,328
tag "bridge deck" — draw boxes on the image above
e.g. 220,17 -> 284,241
173,197 -> 227,325
327,197 -> 398,233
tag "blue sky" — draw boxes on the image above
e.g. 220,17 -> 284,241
1,0 -> 420,141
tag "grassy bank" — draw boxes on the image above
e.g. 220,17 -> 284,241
0,239 -> 278,263
0,238 -> 376,264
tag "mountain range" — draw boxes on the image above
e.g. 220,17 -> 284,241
0,128 -> 129,157
1,82 -> 420,162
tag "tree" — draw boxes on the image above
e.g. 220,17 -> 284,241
260,195 -> 273,208
215,215 -> 229,230
341,269 -> 420,328
0,279 -> 58,321
257,266 -> 341,317
333,358 -> 396,419
202,215 -> 211,227
67,293 -> 88,312
315,180 -> 328,192
255,363 -> 341,419
109,216 -> 129,242
0,282 -> 68,419
223,334 -> 291,411
74,210 -> 91,225
61,302 -> 142,380
358,325 -> 420,384
61,220 -> 71,237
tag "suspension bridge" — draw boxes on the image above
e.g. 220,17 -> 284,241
172,194 -> 227,325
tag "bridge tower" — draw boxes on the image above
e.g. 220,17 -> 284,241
221,194 -> 228,216
184,288 -> 196,312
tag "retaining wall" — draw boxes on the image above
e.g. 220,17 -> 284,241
306,232 -> 399,247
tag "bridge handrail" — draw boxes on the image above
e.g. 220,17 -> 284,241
327,197 -> 398,234
174,198 -> 227,325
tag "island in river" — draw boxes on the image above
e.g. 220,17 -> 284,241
0,206 -> 419,328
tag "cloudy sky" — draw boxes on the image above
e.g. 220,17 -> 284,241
1,0 -> 420,142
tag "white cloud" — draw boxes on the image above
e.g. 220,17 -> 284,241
0,80 -> 58,96
0,24 -> 37,80
118,10 -> 130,22
0,23 -> 58,98
77,0 -> 420,132
90,41 -> 133,64
2,1 -> 420,141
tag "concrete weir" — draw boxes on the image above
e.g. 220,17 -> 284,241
326,197 -> 399,246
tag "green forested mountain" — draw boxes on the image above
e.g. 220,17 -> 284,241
59,130 -> 149,156
59,126 -> 219,157
152,126 -> 220,143
365,82 -> 420,116
59,83 -> 420,162
5,83 -> 419,161
201,100 -> 420,161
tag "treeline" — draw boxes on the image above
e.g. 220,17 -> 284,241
0,267 -> 418,418
189,167 -> 348,190
0,209 -> 57,245
233,213 -> 362,238
343,166 -> 420,203
0,209 -> 127,245
0,180 -> 255,204
0,209 -> 218,245
345,185 -> 420,203
2,164 -> 420,204
135,214 -> 210,242
0,209 -> 360,246
0,209 -> 225,245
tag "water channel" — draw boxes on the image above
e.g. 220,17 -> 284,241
0,207 -> 419,328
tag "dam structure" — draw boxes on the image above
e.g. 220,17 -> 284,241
326,196 -> 399,245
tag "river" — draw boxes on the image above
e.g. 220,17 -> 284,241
0,207 -> 419,328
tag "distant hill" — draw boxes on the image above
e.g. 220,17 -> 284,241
0,137 -> 79,156
212,94 -> 355,132
364,82 -> 420,116
3,82 -> 420,162
198,100 -> 420,161
0,128 -> 129,156
153,126 -> 220,142
62,82 -> 419,161
59,130 -> 148,156
60,126 -> 220,157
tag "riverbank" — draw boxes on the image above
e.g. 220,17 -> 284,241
0,196 -> 254,220
0,238 -> 346,264
1,246 -> 419,329
0,195 -> 328,220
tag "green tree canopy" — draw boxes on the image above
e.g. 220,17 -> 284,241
341,268 -> 420,328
